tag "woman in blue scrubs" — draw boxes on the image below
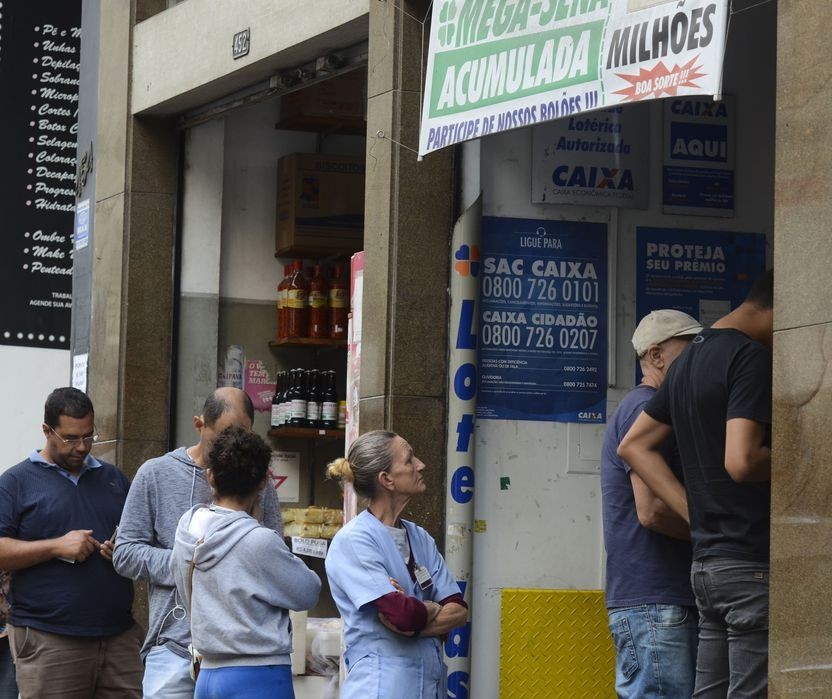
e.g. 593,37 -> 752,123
325,431 -> 468,699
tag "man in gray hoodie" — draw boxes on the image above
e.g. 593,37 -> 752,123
113,387 -> 283,698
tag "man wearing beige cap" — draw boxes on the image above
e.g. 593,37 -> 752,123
601,309 -> 702,698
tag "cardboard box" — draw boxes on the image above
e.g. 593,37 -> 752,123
279,70 -> 365,127
276,153 -> 365,256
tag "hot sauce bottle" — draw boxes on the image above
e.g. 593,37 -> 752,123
320,370 -> 339,429
328,263 -> 348,340
308,264 -> 329,339
286,260 -> 308,338
277,265 -> 290,340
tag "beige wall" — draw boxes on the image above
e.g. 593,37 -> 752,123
88,1 -> 177,481
132,0 -> 368,114
360,0 -> 455,544
116,0 -> 453,543
770,2 -> 832,695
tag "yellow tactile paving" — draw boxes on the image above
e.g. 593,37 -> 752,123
500,589 -> 615,698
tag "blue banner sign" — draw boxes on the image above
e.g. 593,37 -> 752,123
663,96 -> 735,217
636,227 -> 766,327
478,217 -> 607,423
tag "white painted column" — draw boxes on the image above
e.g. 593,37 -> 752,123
174,119 -> 225,443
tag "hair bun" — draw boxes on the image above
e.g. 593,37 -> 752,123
326,457 -> 354,484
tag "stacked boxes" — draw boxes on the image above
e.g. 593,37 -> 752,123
276,153 -> 365,256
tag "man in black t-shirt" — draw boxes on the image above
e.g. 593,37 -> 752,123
619,270 -> 773,698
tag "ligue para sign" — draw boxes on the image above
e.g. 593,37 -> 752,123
418,0 -> 730,156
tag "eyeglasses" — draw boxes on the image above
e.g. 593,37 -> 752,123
47,424 -> 99,447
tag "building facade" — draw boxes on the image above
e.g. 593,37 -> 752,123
73,0 -> 824,696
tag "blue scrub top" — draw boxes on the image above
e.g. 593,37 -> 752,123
325,510 -> 462,699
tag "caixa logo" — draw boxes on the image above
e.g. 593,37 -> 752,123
552,165 -> 634,190
578,411 -> 603,420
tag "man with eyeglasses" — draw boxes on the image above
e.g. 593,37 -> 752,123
0,386 -> 143,698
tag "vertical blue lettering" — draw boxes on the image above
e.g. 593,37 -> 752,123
456,413 -> 474,453
454,363 -> 477,401
450,466 -> 474,504
445,621 -> 472,658
447,671 -> 470,699
456,299 -> 478,350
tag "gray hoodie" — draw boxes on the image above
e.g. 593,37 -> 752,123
112,447 -> 283,661
172,505 -> 321,669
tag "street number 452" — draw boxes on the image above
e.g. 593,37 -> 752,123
232,28 -> 250,59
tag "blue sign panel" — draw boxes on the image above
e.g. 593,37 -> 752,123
663,166 -> 734,210
636,227 -> 766,325
663,97 -> 735,217
478,217 -> 608,423
668,122 -> 729,163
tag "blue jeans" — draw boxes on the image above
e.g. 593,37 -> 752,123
608,603 -> 698,698
691,558 -> 769,698
196,665 -> 295,699
143,645 -> 194,699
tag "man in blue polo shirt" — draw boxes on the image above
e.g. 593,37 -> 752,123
601,309 -> 702,698
0,387 -> 142,698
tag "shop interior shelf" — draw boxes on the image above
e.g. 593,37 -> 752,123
269,338 -> 347,349
268,427 -> 346,440
274,115 -> 366,136
273,247 -> 357,260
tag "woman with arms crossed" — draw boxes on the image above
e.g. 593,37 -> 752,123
326,430 -> 468,699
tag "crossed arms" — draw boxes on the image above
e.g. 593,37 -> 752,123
618,412 -> 771,525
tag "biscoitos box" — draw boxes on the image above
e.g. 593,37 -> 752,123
276,153 -> 365,256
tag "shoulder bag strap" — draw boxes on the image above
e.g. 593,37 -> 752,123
187,537 -> 205,613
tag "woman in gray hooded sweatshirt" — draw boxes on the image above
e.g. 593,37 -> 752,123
171,426 -> 320,699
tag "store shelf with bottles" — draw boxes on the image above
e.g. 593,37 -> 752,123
274,259 -> 349,347
267,249 -> 350,595
269,365 -> 345,431
269,256 -> 348,438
